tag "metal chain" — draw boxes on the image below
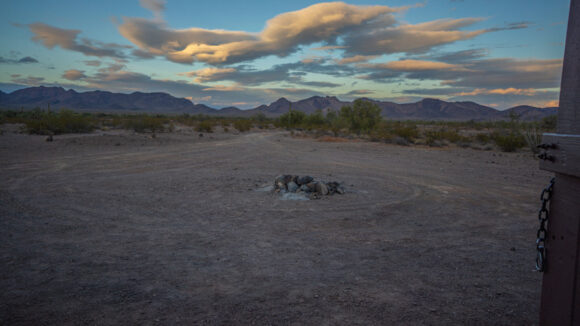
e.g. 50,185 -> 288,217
536,177 -> 555,272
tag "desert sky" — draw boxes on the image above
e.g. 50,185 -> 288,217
0,0 -> 570,109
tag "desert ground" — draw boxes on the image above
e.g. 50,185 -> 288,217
0,127 -> 551,325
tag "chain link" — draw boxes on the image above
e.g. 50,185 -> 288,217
536,177 -> 555,272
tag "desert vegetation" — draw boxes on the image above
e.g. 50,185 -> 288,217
0,102 -> 556,152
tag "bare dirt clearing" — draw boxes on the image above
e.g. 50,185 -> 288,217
0,129 -> 549,325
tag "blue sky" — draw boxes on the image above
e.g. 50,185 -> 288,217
0,0 -> 570,109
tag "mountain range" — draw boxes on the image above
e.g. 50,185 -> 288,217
0,86 -> 558,121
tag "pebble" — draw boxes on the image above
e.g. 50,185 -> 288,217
287,181 -> 299,192
297,175 -> 313,185
316,183 -> 329,195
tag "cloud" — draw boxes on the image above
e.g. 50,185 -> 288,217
84,60 -> 102,67
18,56 -> 39,63
132,48 -> 157,59
119,2 -> 401,64
359,56 -> 562,90
356,71 -> 403,82
62,69 -> 87,81
363,59 -> 469,71
342,18 -> 487,56
485,21 -> 531,32
295,80 -> 341,88
441,58 -> 562,89
337,55 -> 378,65
184,67 -> 237,83
28,23 -> 128,58
183,60 -> 345,88
0,56 -> 39,64
202,85 -> 245,92
10,75 -> 45,86
312,45 -> 347,51
454,87 -> 538,96
416,48 -> 489,63
118,18 -> 256,63
139,0 -> 166,19
343,89 -> 374,96
98,63 -> 126,73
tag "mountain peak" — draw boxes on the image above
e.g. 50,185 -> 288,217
272,97 -> 290,104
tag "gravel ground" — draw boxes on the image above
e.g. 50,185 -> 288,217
0,128 -> 551,325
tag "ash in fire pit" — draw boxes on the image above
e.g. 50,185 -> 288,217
274,175 -> 345,200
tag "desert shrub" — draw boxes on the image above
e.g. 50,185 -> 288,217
233,119 -> 252,132
440,130 -> 464,143
492,131 -> 526,152
325,111 -> 348,136
456,141 -> 472,148
277,110 -> 306,128
393,136 -> 410,146
522,126 -> 543,154
339,99 -> 382,134
304,110 -> 326,129
392,125 -> 419,142
25,109 -> 95,135
252,112 -> 267,122
195,120 -> 214,133
540,115 -> 557,131
427,129 -> 471,146
369,126 -> 394,142
124,115 -> 166,133
475,133 -> 491,143
425,131 -> 445,147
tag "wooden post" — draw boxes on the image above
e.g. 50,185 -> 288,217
538,1 -> 580,325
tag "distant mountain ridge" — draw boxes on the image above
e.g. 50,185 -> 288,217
0,86 -> 558,121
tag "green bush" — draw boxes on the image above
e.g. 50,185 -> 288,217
322,111 -> 345,135
392,125 -> 419,142
493,131 -> 526,152
252,112 -> 267,122
541,115 -> 557,131
339,99 -> 382,134
233,119 -> 252,132
123,115 -> 166,133
424,131 -> 444,147
195,120 -> 214,133
475,133 -> 491,143
304,110 -> 326,129
25,109 -> 95,135
278,110 -> 306,128
369,127 -> 393,142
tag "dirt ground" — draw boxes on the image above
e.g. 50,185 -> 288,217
0,127 -> 551,325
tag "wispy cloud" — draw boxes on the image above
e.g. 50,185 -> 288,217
342,18 -> 487,56
83,60 -> 102,67
62,69 -> 87,81
10,75 -> 45,86
0,56 -> 39,64
182,61 -> 343,88
361,59 -> 470,71
337,55 -> 378,65
28,23 -> 130,58
139,0 -> 166,20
